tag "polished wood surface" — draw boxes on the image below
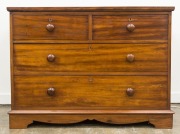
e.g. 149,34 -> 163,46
47,87 -> 55,96
7,7 -> 174,129
47,54 -> 56,62
9,109 -> 174,114
126,54 -> 135,62
126,23 -> 135,32
14,44 -> 167,73
126,88 -> 135,96
93,15 -> 168,40
7,6 -> 175,12
9,109 -> 173,128
46,24 -> 55,32
13,15 -> 88,40
14,76 -> 167,110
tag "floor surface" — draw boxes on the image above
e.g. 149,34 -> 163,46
0,104 -> 180,134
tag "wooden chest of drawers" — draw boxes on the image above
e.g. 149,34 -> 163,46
7,7 -> 174,129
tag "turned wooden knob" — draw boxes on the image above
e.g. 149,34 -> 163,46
126,88 -> 134,96
126,23 -> 135,32
126,54 -> 135,62
46,24 -> 55,32
47,87 -> 55,96
47,54 -> 55,62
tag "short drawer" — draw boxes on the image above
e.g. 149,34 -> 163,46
14,43 -> 167,74
13,15 -> 88,40
14,76 -> 168,110
93,15 -> 168,40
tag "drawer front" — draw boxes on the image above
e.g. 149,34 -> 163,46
14,44 -> 167,74
13,15 -> 88,40
14,76 -> 168,110
93,15 -> 168,40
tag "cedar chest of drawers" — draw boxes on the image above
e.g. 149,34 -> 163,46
7,7 -> 174,129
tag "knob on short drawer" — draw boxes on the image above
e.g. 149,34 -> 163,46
126,88 -> 135,96
47,54 -> 55,62
47,87 -> 55,96
46,24 -> 55,32
126,54 -> 135,62
126,23 -> 135,32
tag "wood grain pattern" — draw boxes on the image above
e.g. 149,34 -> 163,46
9,111 -> 173,129
13,39 -> 168,44
7,7 -> 175,12
7,7 -> 174,129
9,110 -> 174,114
10,12 -> 15,109
14,44 -> 167,74
93,15 -> 168,40
13,15 -> 88,40
14,76 -> 168,110
167,13 -> 172,109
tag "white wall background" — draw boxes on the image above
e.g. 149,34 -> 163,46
0,0 -> 179,104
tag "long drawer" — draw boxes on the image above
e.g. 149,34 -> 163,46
14,43 -> 167,74
14,76 -> 168,110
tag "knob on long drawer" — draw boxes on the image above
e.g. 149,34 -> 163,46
46,24 -> 55,32
126,54 -> 135,62
126,23 -> 135,32
47,87 -> 55,96
47,54 -> 55,62
126,88 -> 135,96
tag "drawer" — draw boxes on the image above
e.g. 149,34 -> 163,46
14,44 -> 167,74
14,76 -> 168,110
13,15 -> 88,40
93,15 -> 168,40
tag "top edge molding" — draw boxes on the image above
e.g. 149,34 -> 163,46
7,6 -> 175,12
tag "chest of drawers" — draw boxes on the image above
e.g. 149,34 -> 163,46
7,7 -> 174,129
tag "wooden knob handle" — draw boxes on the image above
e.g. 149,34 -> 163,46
47,87 -> 55,96
46,24 -> 55,32
126,88 -> 134,96
126,23 -> 135,32
126,54 -> 135,62
47,54 -> 55,62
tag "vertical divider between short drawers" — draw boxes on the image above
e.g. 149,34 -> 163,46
88,14 -> 93,41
